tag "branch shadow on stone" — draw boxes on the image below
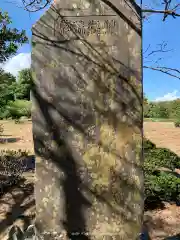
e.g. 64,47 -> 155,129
33,88 -> 92,239
31,1 -> 143,239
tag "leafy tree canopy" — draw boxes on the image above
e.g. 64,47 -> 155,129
0,68 -> 16,105
16,68 -> 33,100
0,9 -> 28,63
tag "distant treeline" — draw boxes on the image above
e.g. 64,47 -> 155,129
0,68 -> 33,119
144,98 -> 180,120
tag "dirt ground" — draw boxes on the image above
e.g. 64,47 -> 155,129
0,120 -> 33,153
1,120 -> 180,155
0,120 -> 180,239
144,122 -> 180,156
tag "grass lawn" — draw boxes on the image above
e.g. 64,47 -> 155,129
144,118 -> 175,122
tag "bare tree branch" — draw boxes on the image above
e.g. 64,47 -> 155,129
157,66 -> 180,74
142,0 -> 180,21
145,44 -> 172,58
19,0 -> 180,18
21,0 -> 51,12
143,41 -> 173,68
144,66 -> 180,80
142,8 -> 180,18
172,3 -> 180,11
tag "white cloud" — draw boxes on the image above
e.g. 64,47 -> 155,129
1,53 -> 31,77
154,90 -> 180,102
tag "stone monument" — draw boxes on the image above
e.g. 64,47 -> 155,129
31,0 -> 143,239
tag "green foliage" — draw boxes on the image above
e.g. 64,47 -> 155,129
144,139 -> 156,150
157,104 -> 169,118
144,102 -> 157,118
170,99 -> 180,119
16,68 -> 33,100
0,10 -> 28,63
6,100 -> 32,119
0,68 -> 33,119
144,147 -> 180,172
144,138 -> 180,205
0,68 -> 16,106
174,119 -> 180,128
145,103 -> 169,119
0,149 -> 30,192
0,10 -> 29,119
0,107 -> 11,119
144,97 -> 180,120
145,172 -> 180,202
143,94 -> 148,106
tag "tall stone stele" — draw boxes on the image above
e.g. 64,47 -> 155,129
31,0 -> 143,239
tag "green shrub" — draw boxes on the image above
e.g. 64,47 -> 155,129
174,119 -> 180,128
145,172 -> 180,202
0,107 -> 11,119
0,149 -> 30,192
144,139 -> 180,206
7,100 -> 32,119
144,148 -> 180,172
144,138 -> 156,150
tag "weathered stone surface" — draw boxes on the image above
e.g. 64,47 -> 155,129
31,0 -> 143,239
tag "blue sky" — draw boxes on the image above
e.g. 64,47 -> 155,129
1,0 -> 180,101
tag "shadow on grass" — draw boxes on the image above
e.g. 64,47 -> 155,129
20,155 -> 35,172
0,153 -> 35,237
164,235 -> 180,240
144,196 -> 166,211
0,137 -> 21,144
0,177 -> 35,237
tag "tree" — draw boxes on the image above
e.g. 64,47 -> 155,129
143,94 -> 150,117
15,68 -> 33,100
0,10 -> 28,63
170,99 -> 180,119
143,94 -> 148,105
0,68 -> 16,105
157,104 -> 169,118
